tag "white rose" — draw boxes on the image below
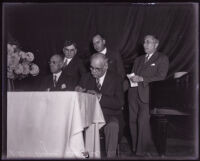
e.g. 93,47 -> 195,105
22,63 -> 30,75
26,52 -> 34,62
18,51 -> 26,59
30,64 -> 39,76
7,67 -> 15,79
7,44 -> 14,55
8,53 -> 20,68
14,64 -> 23,74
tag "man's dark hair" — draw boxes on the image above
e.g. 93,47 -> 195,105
93,34 -> 106,40
63,40 -> 77,49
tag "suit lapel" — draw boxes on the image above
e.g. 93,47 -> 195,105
100,72 -> 110,92
144,52 -> 159,67
56,72 -> 66,88
89,75 -> 99,91
63,56 -> 76,71
135,56 -> 146,75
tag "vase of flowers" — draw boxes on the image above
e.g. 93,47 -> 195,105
7,43 -> 40,91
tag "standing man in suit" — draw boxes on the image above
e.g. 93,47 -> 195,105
128,35 -> 169,156
40,54 -> 74,91
75,53 -> 124,158
92,34 -> 125,80
62,40 -> 87,88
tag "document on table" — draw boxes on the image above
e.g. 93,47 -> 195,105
127,73 -> 138,87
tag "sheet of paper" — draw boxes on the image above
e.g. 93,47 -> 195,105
127,73 -> 138,87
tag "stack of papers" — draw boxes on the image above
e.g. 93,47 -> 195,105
127,73 -> 138,87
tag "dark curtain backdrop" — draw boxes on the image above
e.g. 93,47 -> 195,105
4,3 -> 198,90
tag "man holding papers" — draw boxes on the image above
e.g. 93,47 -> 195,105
128,35 -> 169,156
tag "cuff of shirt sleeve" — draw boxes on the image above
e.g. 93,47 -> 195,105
98,93 -> 102,101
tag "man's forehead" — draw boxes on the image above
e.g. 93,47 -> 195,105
144,35 -> 156,41
93,35 -> 102,42
51,56 -> 61,61
64,44 -> 75,49
91,59 -> 103,67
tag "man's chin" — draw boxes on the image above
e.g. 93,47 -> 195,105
92,74 -> 98,78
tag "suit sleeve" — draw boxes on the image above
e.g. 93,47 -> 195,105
78,59 -> 88,77
77,73 -> 88,88
142,55 -> 169,85
100,77 -> 124,110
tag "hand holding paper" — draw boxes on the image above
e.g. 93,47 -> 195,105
127,73 -> 138,87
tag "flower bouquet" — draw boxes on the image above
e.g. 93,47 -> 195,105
7,43 -> 40,80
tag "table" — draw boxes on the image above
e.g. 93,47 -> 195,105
7,92 -> 105,159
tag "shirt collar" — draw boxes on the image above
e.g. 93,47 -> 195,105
146,52 -> 154,59
98,71 -> 107,86
100,48 -> 107,55
64,57 -> 72,64
53,71 -> 62,81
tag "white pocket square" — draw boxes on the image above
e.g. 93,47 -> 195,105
151,63 -> 156,66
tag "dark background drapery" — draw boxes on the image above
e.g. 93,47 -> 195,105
4,3 -> 198,89
2,3 -> 199,155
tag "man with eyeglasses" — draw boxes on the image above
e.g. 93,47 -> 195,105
39,54 -> 74,91
75,53 -> 124,158
127,35 -> 169,157
62,40 -> 87,88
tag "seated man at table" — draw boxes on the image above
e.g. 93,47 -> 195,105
39,54 -> 75,91
75,53 -> 124,158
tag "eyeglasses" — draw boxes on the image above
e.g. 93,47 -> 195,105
90,66 -> 103,72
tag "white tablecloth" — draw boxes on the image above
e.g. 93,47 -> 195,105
7,92 -> 105,159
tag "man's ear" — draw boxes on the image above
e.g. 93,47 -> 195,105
155,42 -> 159,49
103,39 -> 106,45
104,62 -> 108,70
60,61 -> 64,68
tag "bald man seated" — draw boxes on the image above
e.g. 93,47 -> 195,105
39,54 -> 75,91
75,53 -> 124,158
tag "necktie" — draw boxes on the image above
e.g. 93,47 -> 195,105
63,59 -> 68,67
145,54 -> 149,63
53,75 -> 57,87
96,78 -> 101,91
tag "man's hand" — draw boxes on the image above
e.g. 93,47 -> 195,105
87,90 -> 102,100
130,75 -> 144,83
75,86 -> 86,92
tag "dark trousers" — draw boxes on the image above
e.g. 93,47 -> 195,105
128,87 -> 152,155
103,115 -> 119,158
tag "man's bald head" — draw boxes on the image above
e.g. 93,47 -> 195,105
49,54 -> 64,74
90,53 -> 108,78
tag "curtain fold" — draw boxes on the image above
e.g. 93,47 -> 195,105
4,3 -> 198,90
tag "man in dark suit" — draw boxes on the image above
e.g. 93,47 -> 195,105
62,40 -> 87,88
92,34 -> 125,80
40,54 -> 75,91
128,35 -> 169,156
92,34 -> 126,144
75,53 -> 124,158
